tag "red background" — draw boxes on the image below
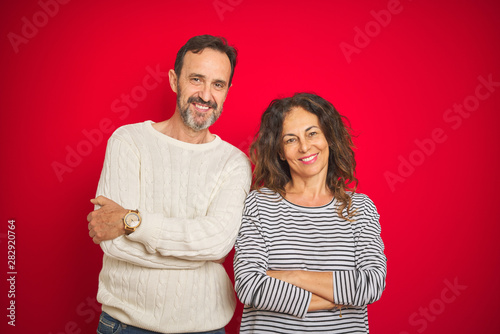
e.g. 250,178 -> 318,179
1,0 -> 500,333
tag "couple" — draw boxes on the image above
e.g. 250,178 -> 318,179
87,35 -> 387,334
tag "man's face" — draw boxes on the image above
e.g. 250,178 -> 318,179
172,48 -> 232,131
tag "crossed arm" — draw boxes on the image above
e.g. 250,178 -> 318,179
87,196 -> 227,264
265,223 -> 386,312
267,270 -> 337,312
87,133 -> 251,268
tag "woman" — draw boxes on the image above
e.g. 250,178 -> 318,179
234,93 -> 387,333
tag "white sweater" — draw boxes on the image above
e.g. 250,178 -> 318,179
95,121 -> 252,333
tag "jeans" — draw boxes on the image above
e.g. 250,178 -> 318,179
97,312 -> 226,334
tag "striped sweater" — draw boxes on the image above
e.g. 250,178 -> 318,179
234,188 -> 386,333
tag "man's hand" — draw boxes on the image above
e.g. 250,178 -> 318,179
87,196 -> 129,244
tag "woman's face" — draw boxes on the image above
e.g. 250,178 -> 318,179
281,107 -> 330,183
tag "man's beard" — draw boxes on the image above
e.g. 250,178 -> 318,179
178,90 -> 222,131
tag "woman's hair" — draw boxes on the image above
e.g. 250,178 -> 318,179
250,92 -> 358,220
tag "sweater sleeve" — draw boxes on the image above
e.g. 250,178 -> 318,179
234,194 -> 312,318
96,134 -> 205,269
125,150 -> 252,261
332,194 -> 387,306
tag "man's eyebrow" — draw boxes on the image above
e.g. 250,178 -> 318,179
189,73 -> 206,78
188,73 -> 227,85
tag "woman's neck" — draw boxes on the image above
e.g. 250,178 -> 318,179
284,178 -> 333,207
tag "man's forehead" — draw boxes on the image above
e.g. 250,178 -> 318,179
181,49 -> 231,80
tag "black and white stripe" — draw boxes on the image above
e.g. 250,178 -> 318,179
234,188 -> 387,333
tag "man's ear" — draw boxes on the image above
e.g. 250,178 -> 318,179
168,69 -> 178,93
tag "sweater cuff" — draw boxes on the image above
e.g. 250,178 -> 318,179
333,270 -> 356,306
255,277 -> 311,318
126,212 -> 161,253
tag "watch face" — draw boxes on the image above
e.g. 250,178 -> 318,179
125,212 -> 141,228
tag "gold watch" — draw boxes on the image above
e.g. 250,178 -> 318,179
123,209 -> 141,235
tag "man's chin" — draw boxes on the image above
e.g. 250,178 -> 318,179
193,114 -> 219,129
180,106 -> 220,131
185,118 -> 212,132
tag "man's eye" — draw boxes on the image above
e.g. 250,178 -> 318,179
214,83 -> 224,89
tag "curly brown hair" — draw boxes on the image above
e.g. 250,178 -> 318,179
250,93 -> 358,220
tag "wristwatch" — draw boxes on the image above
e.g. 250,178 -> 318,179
123,209 -> 141,235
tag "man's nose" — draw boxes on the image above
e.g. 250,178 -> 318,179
199,84 -> 212,103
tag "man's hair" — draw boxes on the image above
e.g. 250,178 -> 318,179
250,93 -> 358,220
174,35 -> 237,86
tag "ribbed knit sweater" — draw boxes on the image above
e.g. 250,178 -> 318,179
94,121 -> 252,333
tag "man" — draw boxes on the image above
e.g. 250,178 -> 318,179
87,35 -> 251,334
